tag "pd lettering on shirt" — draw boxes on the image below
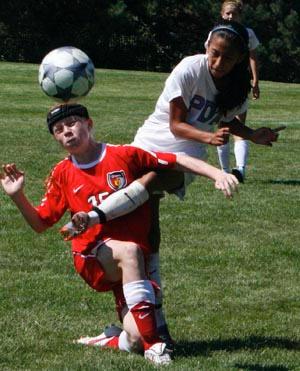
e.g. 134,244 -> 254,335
189,95 -> 218,124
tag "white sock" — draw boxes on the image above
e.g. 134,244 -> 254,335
234,140 -> 248,176
148,253 -> 166,328
88,180 -> 149,226
118,330 -> 132,352
217,143 -> 230,173
123,280 -> 155,310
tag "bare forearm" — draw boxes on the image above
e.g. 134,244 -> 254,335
171,121 -> 213,144
249,50 -> 259,85
174,154 -> 222,181
224,118 -> 254,140
10,192 -> 49,233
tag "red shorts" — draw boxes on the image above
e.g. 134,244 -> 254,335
73,251 -> 117,292
72,240 -> 154,321
73,239 -> 149,291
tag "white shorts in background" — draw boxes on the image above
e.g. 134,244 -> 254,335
132,127 -> 208,199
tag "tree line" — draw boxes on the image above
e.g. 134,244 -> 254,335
0,0 -> 299,82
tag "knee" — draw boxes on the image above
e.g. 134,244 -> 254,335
123,242 -> 143,268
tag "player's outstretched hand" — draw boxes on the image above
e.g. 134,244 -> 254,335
251,125 -> 286,146
214,172 -> 239,198
60,212 -> 90,241
252,84 -> 260,100
0,163 -> 25,196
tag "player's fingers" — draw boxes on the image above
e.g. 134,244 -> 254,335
60,229 -> 73,241
10,164 -> 24,177
223,184 -> 233,198
225,177 -> 239,196
3,164 -> 21,179
219,127 -> 230,135
2,164 -> 17,182
228,174 -> 239,186
59,222 -> 79,241
72,214 -> 82,226
215,180 -> 233,198
9,164 -> 19,178
273,125 -> 287,132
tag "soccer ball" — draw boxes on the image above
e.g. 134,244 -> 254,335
38,46 -> 95,102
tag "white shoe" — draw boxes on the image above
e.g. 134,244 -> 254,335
76,324 -> 122,346
144,342 -> 172,366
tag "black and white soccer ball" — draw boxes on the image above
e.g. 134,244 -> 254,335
38,46 -> 95,102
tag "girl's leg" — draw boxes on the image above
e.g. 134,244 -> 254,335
233,111 -> 248,181
217,142 -> 231,173
146,170 -> 184,343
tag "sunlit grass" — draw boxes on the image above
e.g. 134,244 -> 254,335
0,61 -> 299,370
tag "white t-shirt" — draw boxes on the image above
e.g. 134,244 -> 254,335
133,54 -> 247,160
247,27 -> 259,51
205,27 -> 260,51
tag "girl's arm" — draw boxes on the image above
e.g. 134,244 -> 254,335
221,118 -> 284,146
1,164 -> 49,233
174,154 -> 239,198
249,49 -> 260,99
169,97 -> 230,146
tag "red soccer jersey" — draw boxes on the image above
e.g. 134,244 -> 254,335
36,144 -> 176,254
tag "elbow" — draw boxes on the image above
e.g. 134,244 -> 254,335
35,227 -> 47,234
31,222 -> 49,234
33,226 -> 46,234
170,121 -> 181,137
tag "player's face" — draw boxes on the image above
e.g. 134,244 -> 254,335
52,116 -> 92,153
221,4 -> 241,22
207,35 -> 242,80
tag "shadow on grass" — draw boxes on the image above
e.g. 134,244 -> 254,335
267,179 -> 300,186
175,336 -> 299,369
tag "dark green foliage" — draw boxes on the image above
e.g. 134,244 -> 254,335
0,0 -> 299,81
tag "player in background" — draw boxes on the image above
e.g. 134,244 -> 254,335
63,20 -> 284,346
0,104 -> 239,366
205,0 -> 261,182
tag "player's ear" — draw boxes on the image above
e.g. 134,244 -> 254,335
87,118 -> 93,129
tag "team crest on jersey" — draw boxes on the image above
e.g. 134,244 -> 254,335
107,170 -> 127,191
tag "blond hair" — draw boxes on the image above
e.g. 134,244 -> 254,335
221,0 -> 244,14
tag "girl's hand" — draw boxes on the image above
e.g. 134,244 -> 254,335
0,164 -> 25,196
250,126 -> 286,146
209,127 -> 230,146
252,84 -> 260,100
214,172 -> 239,198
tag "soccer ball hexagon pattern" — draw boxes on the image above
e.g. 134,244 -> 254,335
39,46 -> 95,102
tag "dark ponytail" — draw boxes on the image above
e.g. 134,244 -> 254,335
210,20 -> 251,114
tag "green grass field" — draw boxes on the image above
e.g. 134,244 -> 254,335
0,62 -> 299,370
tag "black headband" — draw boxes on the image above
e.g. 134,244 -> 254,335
47,104 -> 89,134
211,25 -> 248,49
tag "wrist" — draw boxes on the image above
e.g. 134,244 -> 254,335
207,133 -> 214,145
10,189 -> 24,202
89,207 -> 107,225
248,129 -> 256,142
